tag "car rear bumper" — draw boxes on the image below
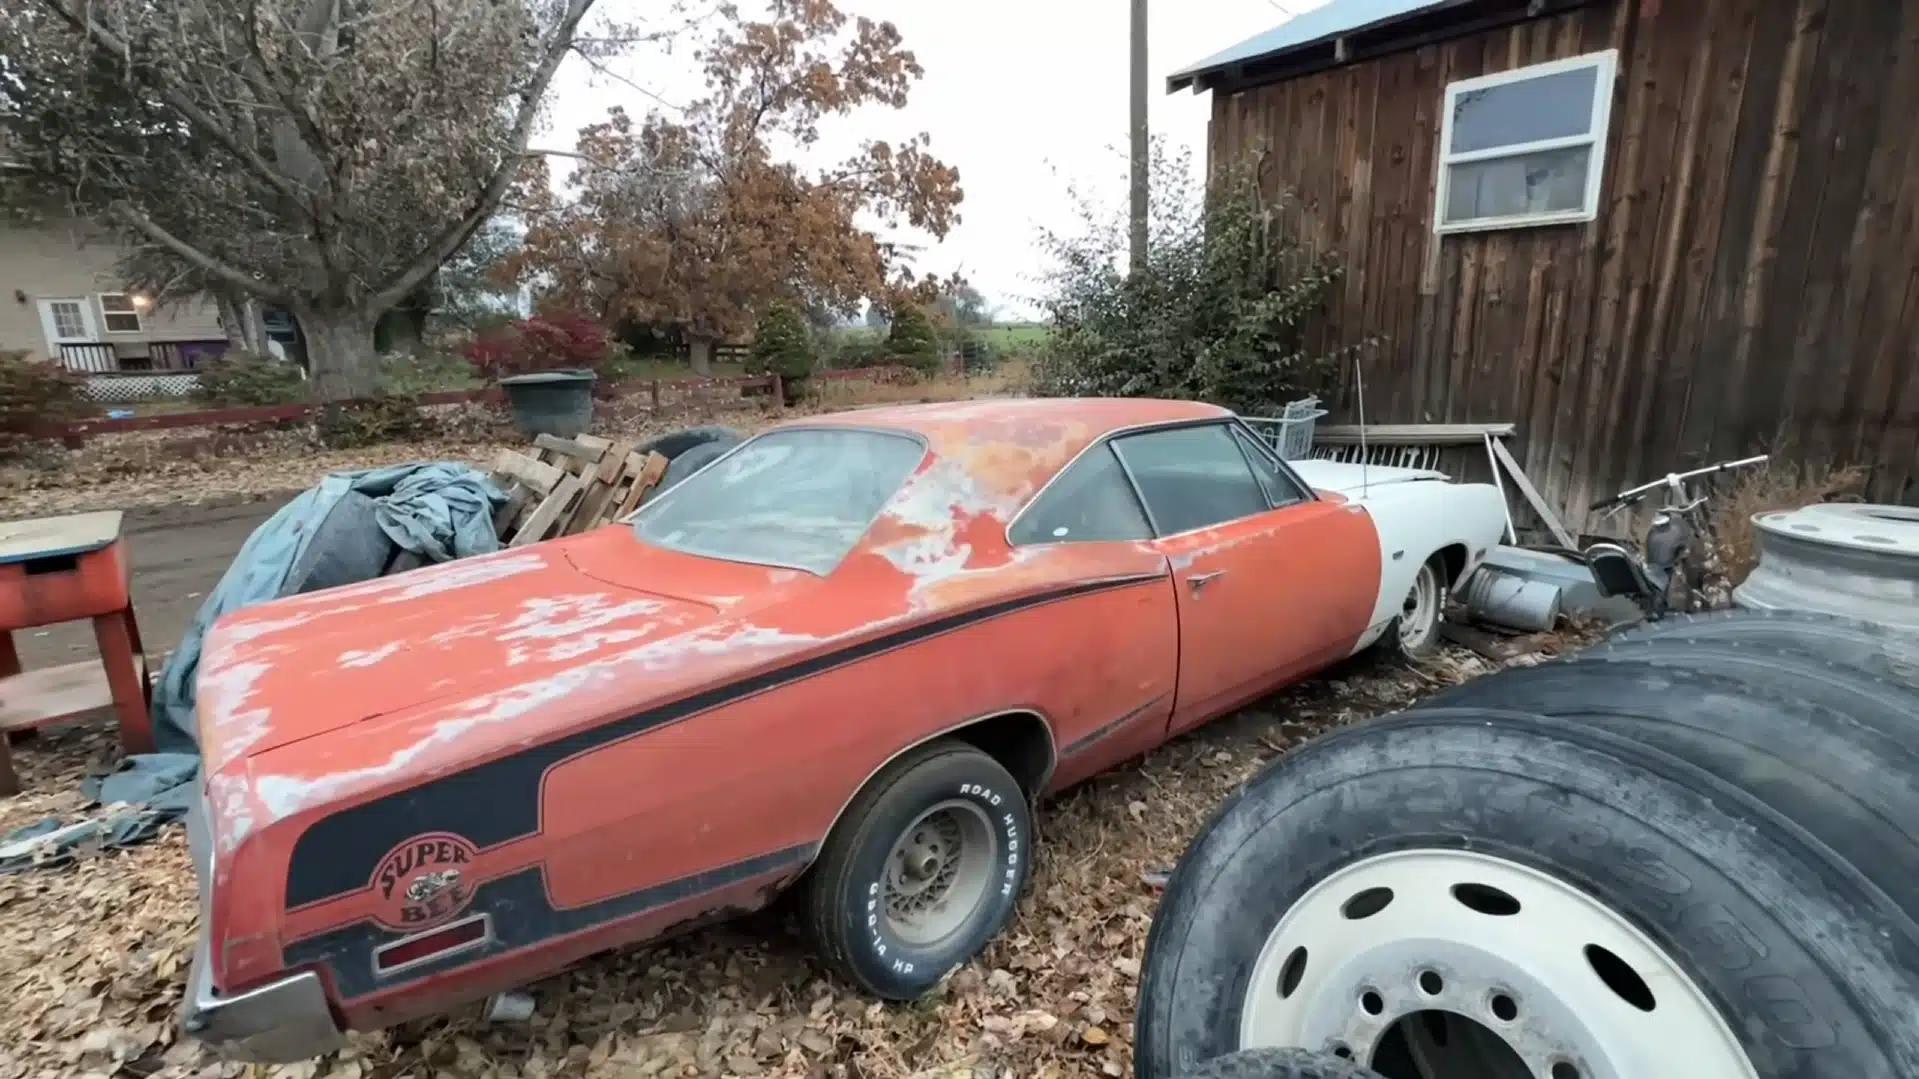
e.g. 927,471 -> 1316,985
180,792 -> 346,1062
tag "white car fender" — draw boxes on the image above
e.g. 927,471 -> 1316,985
1339,479 -> 1509,653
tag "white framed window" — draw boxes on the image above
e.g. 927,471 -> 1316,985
97,292 -> 145,333
1434,49 -> 1618,234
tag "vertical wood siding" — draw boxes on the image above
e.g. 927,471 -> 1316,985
1211,0 -> 1919,528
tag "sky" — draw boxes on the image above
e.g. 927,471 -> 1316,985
540,0 -> 1331,319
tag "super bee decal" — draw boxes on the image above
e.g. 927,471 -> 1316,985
371,833 -> 478,930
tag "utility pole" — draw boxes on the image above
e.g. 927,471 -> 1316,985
1128,0 -> 1149,276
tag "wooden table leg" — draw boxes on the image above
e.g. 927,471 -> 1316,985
93,608 -> 156,755
0,732 -> 17,797
0,630 -> 18,679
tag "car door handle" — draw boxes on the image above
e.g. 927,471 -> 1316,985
1188,570 -> 1227,594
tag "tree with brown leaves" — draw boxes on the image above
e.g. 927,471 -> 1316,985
0,0 -> 660,399
515,0 -> 963,373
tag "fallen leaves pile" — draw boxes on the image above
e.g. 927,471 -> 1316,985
0,647 -> 1564,1079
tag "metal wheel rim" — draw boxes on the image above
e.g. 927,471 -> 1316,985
882,799 -> 997,946
1238,849 -> 1758,1079
1399,563 -> 1441,650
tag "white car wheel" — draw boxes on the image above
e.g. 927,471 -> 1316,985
1238,849 -> 1756,1079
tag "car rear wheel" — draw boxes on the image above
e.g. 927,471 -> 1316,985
1134,711 -> 1916,1079
804,740 -> 1032,999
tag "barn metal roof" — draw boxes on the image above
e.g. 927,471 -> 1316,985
1166,0 -> 1464,94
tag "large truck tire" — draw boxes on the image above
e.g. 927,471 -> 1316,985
636,425 -> 742,462
1605,608 -> 1919,689
1134,710 -> 1918,1079
1418,659 -> 1919,920
1175,1048 -> 1387,1079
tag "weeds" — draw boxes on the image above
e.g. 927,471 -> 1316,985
1707,458 -> 1868,583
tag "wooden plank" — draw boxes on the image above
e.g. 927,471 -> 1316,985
534,434 -> 605,466
574,434 -> 614,454
595,440 -> 637,485
492,486 -> 533,537
492,449 -> 564,494
1315,423 -> 1516,445
1489,436 -> 1577,549
566,472 -> 626,535
508,474 -> 584,548
613,453 -> 669,518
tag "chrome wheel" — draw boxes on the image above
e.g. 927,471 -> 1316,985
1239,849 -> 1758,1079
1398,562 -> 1443,654
882,800 -> 996,945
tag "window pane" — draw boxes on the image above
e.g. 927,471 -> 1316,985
1010,445 -> 1152,545
103,313 -> 142,333
1445,146 -> 1592,224
633,429 -> 923,574
50,302 -> 86,338
1233,427 -> 1308,508
1114,424 -> 1270,535
1450,65 -> 1599,154
99,294 -> 136,314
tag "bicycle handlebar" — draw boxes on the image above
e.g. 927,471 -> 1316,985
1588,454 -> 1770,512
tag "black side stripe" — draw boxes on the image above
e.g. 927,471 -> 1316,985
283,845 -> 815,999
1060,693 -> 1170,758
283,572 -> 1163,908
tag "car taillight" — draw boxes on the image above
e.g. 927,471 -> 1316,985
373,914 -> 491,975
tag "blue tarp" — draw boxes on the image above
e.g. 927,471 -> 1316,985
151,461 -> 507,751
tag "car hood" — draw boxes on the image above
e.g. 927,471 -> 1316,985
1291,460 -> 1450,496
195,527 -> 819,773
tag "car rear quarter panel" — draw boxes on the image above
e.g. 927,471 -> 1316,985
249,545 -> 1176,1030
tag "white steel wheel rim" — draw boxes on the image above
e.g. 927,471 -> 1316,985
1238,849 -> 1758,1079
882,799 -> 996,945
1399,564 -> 1441,650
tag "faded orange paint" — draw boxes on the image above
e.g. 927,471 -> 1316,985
192,397 -> 1379,1035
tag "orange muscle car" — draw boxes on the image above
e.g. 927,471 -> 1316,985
181,398 -> 1508,1060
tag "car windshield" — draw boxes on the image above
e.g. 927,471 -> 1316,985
631,428 -> 926,574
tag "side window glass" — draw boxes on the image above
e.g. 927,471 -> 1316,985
1009,444 -> 1153,545
1233,426 -> 1310,508
1113,424 -> 1270,535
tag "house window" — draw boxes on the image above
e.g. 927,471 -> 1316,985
1435,50 -> 1618,234
47,300 -> 89,340
97,293 -> 144,333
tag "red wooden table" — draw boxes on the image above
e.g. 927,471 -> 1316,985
0,510 -> 154,796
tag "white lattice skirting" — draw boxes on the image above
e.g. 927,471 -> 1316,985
84,374 -> 202,402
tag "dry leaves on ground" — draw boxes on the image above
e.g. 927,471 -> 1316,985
0,646 -> 1555,1079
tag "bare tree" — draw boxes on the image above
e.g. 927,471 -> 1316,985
0,0 -> 654,398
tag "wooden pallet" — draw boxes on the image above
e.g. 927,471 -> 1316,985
491,434 -> 669,547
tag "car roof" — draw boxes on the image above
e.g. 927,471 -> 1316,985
780,396 -> 1235,524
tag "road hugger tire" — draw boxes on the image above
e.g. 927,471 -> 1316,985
1605,608 -> 1919,689
1418,658 -> 1919,922
1133,709 -> 1919,1079
804,739 -> 1032,1000
1176,1048 -> 1387,1079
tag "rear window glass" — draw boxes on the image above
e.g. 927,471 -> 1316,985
632,428 -> 924,574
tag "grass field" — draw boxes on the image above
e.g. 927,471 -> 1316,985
828,322 -> 1051,351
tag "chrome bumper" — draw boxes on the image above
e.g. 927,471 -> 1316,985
180,792 -> 346,1062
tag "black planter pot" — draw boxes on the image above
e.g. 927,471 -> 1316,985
498,370 -> 597,439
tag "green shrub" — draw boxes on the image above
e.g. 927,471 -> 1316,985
748,304 -> 817,402
830,334 -> 889,369
0,350 -> 95,458
376,351 -> 482,396
1031,138 -> 1355,414
315,396 -> 431,448
885,306 -> 943,375
195,351 -> 308,407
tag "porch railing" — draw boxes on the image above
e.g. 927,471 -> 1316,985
58,339 -> 229,374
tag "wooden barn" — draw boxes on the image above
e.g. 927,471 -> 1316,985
1169,0 -> 1919,529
